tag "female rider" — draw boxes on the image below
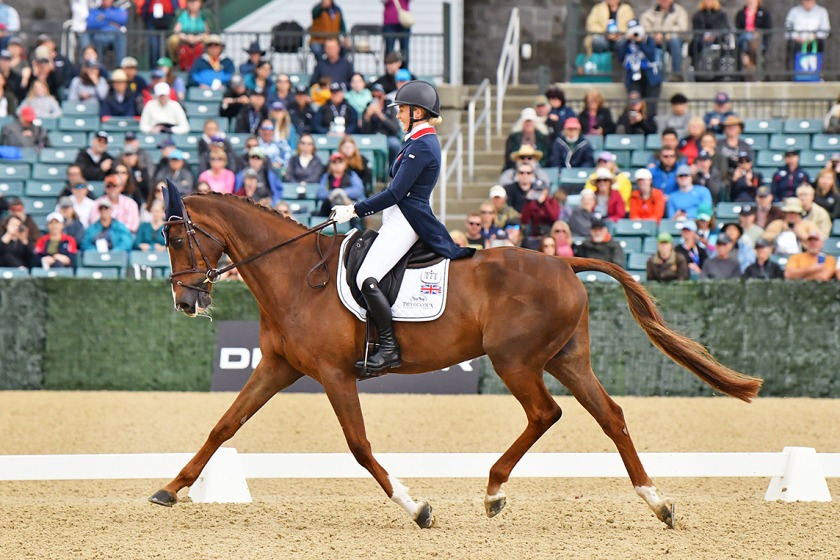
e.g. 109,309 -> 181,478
330,81 -> 475,377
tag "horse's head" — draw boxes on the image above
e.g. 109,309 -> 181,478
163,181 -> 225,317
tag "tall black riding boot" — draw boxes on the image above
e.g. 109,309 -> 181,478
355,277 -> 401,376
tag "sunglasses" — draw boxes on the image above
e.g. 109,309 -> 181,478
596,178 -> 611,183
661,154 -> 676,158
519,156 -> 533,160
480,210 -> 494,214
467,221 -> 481,226
105,184 -> 118,189
260,126 -> 275,131
249,155 -> 263,159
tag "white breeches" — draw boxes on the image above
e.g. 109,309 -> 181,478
356,205 -> 420,290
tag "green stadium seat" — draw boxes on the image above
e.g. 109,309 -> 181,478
629,270 -> 647,282
576,271 -> 618,283
309,215 -> 351,234
605,134 -> 645,151
187,87 -> 224,102
0,162 -> 31,180
22,197 -> 52,215
658,219 -> 689,237
630,150 -> 652,167
172,133 -> 200,149
14,148 -> 38,163
811,134 -> 840,151
38,148 -> 77,164
584,134 -> 604,151
753,167 -> 775,184
782,119 -> 823,134
768,134 -> 810,152
287,73 -> 310,87
799,150 -> 829,167
134,133 -> 165,148
611,150 -> 631,168
283,199 -> 317,215
0,267 -> 29,278
613,218 -> 657,237
715,202 -> 743,220
30,267 -> 74,278
742,134 -> 769,151
81,250 -> 129,275
183,102 -> 216,118
31,164 -> 67,181
0,180 -> 24,197
227,133 -> 250,148
129,251 -> 170,276
831,219 -> 840,237
742,118 -> 782,135
101,118 -> 139,132
25,180 -> 64,198
75,267 -> 120,279
39,118 -> 59,131
642,236 -> 659,254
756,151 -> 784,168
626,252 -> 651,271
288,182 -> 320,199
0,115 -> 12,128
769,254 -> 788,270
822,237 -> 840,256
61,100 -> 99,117
543,166 -> 560,189
59,116 -> 100,131
613,236 -> 642,253
559,167 -> 594,193
49,131 -> 88,148
188,117 -> 211,131
88,181 -> 105,198
313,135 -> 339,151
644,135 -> 662,151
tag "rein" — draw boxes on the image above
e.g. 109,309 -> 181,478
166,199 -> 338,294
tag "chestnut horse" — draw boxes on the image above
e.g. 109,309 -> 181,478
150,187 -> 762,528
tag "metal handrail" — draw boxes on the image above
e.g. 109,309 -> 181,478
439,124 -> 464,224
467,78 -> 491,180
496,8 -> 520,135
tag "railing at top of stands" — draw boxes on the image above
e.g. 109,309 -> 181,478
496,8 -> 520,136
438,124 -> 464,224
467,78 -> 491,180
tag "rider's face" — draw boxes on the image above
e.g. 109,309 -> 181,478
397,104 -> 422,132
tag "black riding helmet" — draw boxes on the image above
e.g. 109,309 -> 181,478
390,80 -> 440,131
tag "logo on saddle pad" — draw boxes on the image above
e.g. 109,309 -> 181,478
337,235 -> 450,322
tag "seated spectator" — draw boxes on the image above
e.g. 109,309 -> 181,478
120,56 -> 147,96
690,0 -> 731,74
735,0 -> 772,73
65,182 -> 96,228
244,59 -> 275,99
693,150 -> 725,203
157,57 -> 186,102
0,106 -> 48,150
139,83 -> 189,134
33,212 -> 77,270
824,93 -> 840,133
504,222 -> 523,248
675,220 -> 708,276
504,108 -> 551,171
568,190 -> 599,237
648,147 -> 679,193
588,168 -> 626,222
284,133 -> 326,183
702,92 -> 735,134
785,224 -> 834,281
167,0 -> 214,68
813,169 -> 840,217
26,45 -> 62,98
737,203 -> 763,246
677,117 -> 705,164
119,148 -> 150,205
188,34 -> 234,89
797,183 -> 832,239
719,221 -> 755,273
615,91 -> 656,135
504,160 -> 547,213
658,93 -> 691,138
310,36 -> 354,90
666,164 -> 713,218
700,233 -> 741,279
134,199 -> 166,251
139,181 -> 165,223
486,184 -> 521,229
75,131 -> 115,181
695,208 -> 715,247
520,183 -> 560,244
219,74 -> 250,122
717,115 -> 751,177
771,149 -> 810,201
549,220 -> 575,257
585,0 -> 635,57
198,146 -> 236,193
629,168 -> 665,222
197,119 -> 238,173
658,128 -> 681,161
360,83 -> 401,163
345,73 -> 372,118
0,1 -> 20,52
255,118 -> 290,174
536,95 -> 555,139
239,41 -> 265,76
316,152 -> 363,217
620,20 -> 662,105
463,213 -> 485,250
338,135 -> 372,194
234,168 -> 270,203
764,197 -> 807,255
548,117 -> 595,169
99,69 -> 140,118
545,86 -> 577,132
139,69 -> 179,107
288,85 -> 315,135
235,136 -> 260,170
0,63 -> 18,118
89,174 -> 140,233
743,237 -> 784,279
729,151 -> 762,202
67,60 -> 108,103
19,79 -> 61,120
234,148 -> 284,205
311,76 -> 334,108
641,0 -> 690,78
540,236 -> 558,255
753,185 -> 783,229
500,145 -> 550,186
574,218 -> 625,267
828,152 -> 840,187
312,82 -> 359,135
55,197 -> 86,248
586,151 -> 633,211
153,149 -> 195,195
647,232 -> 689,281
82,198 -> 133,252
195,181 -> 211,194
374,52 -> 413,94
272,73 -> 295,108
784,0 -> 831,69
83,0 -> 127,65
477,201 -> 506,245
578,89 -> 616,137
0,214 -> 32,267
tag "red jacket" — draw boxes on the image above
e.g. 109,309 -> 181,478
629,189 -> 666,223
520,197 -> 560,237
600,189 -> 627,222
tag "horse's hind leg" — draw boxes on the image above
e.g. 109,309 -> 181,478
545,323 -> 675,528
149,355 -> 302,506
485,357 -> 563,518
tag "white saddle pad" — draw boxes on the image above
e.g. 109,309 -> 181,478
337,232 -> 450,322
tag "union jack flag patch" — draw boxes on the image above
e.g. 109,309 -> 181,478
420,283 -> 441,295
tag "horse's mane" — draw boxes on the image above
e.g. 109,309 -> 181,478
185,191 -> 310,232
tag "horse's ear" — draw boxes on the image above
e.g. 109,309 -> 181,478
164,179 -> 183,221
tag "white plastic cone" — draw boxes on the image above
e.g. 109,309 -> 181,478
188,447 -> 252,503
765,447 -> 831,502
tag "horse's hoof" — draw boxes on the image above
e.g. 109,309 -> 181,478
656,499 -> 675,529
414,501 -> 435,528
148,490 -> 178,507
484,492 -> 506,518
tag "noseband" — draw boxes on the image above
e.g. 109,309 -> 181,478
165,199 -> 337,294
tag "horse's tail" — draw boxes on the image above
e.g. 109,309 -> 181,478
566,257 -> 763,402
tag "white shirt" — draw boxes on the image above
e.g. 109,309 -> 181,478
140,99 -> 190,134
785,4 -> 831,41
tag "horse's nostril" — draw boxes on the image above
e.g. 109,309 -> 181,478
176,302 -> 193,312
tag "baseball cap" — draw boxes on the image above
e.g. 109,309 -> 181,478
784,148 -> 800,156
250,86 -> 266,96
154,82 -> 171,97
329,152 -> 345,162
596,151 -> 616,162
98,198 -> 113,209
534,94 -> 549,106
384,51 -> 402,64
168,149 -> 185,160
229,74 -> 244,87
696,212 -> 712,222
120,56 -> 138,68
716,233 -> 732,245
269,100 -> 286,111
158,138 -> 175,149
58,196 -> 74,208
755,238 -> 773,249
696,150 -> 712,161
489,185 -> 506,198
294,84 -> 308,95
395,69 -> 412,82
657,232 -> 673,243
756,185 -> 772,197
563,117 -> 581,130
328,82 -> 344,93
628,91 -> 642,104
156,57 -> 174,68
46,211 -> 64,224
714,92 -> 730,104
124,131 -> 137,141
84,59 -> 100,69
737,151 -> 752,161
248,147 -> 266,159
739,204 -> 756,215
123,144 -> 138,155
370,83 -> 385,95
680,220 -> 697,232
151,69 -> 166,80
634,168 -> 652,181
110,69 -> 128,82
95,130 -> 110,141
591,218 -> 608,229
19,106 -> 35,121
244,168 -> 259,178
676,164 -> 692,176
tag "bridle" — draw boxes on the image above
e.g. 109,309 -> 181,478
165,198 -> 337,295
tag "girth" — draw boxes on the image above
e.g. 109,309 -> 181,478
344,229 -> 444,309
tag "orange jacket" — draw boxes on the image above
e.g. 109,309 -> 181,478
629,189 -> 665,223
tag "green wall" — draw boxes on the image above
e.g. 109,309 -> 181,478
1,279 -> 838,396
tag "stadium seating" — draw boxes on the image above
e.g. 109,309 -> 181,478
742,134 -> 769,151
642,236 -> 659,254
605,134 -> 645,152
644,135 -> 662,151
626,252 -> 650,271
768,134 -> 810,152
287,182 -> 320,199
61,100 -> 99,117
782,118 -> 823,134
755,151 -> 783,168
769,254 -> 789,270
576,271 -> 617,283
613,219 -> 657,237
283,199 -> 317,215
630,150 -> 652,167
613,236 -> 642,253
187,88 -> 224,102
21,198 -> 51,216
0,162 -> 31,180
49,131 -> 88,148
811,134 -> 840,151
743,118 -> 782,135
799,150 -> 829,167
30,267 -> 74,278
831,219 -> 840,237
629,270 -> 647,282
183,102 -> 215,118
59,116 -> 100,132
0,181 -> 24,197
129,251 -> 170,277
81,251 -> 129,276
25,181 -> 65,198
75,267 -> 121,279
31,165 -> 67,181
714,202 -> 744,221
584,134 -> 604,151
39,148 -> 77,164
0,267 -> 29,278
822,237 -> 840,256
559,167 -> 594,193
102,118 -> 139,132
657,219 -> 689,237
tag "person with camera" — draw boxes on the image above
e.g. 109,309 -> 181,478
585,0 -> 636,58
616,91 -> 657,136
620,20 -> 662,110
520,183 -> 560,249
312,82 -> 359,135
0,213 -> 33,268
730,151 -> 762,202
640,0 -> 690,79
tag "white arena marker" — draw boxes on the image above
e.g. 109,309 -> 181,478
188,447 -> 252,504
765,447 -> 831,502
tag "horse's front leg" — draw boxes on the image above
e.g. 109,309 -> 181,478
321,373 -> 435,529
149,355 -> 302,506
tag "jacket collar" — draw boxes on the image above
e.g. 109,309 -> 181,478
405,122 -> 435,141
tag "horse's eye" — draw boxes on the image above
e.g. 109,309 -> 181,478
171,238 -> 184,249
